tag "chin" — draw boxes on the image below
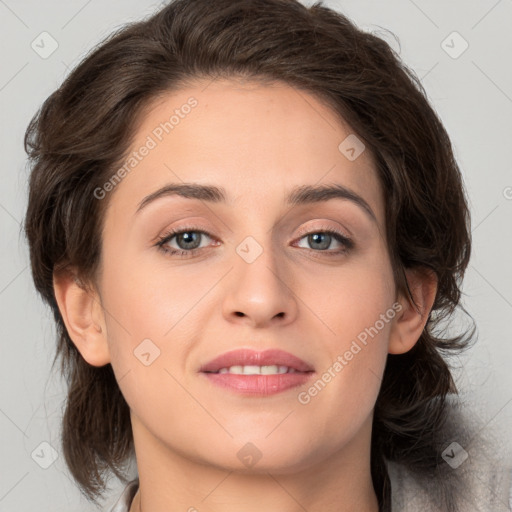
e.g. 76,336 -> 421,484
196,435 -> 328,475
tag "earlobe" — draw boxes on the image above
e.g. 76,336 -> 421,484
388,267 -> 438,355
53,268 -> 111,367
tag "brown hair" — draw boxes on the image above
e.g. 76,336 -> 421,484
23,0 -> 474,510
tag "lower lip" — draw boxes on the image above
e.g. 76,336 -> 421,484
201,372 -> 314,396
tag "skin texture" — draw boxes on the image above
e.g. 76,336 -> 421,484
53,78 -> 437,512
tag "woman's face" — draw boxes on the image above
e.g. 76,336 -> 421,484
94,78 -> 399,472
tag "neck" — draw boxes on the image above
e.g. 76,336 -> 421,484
129,414 -> 380,512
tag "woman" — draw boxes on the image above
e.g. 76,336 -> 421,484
23,0 -> 511,510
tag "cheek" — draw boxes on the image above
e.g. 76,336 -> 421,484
303,257 -> 395,403
301,249 -> 395,346
98,248 -> 208,382
99,243 -> 182,332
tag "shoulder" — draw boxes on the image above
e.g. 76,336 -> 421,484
387,397 -> 512,511
106,478 -> 139,512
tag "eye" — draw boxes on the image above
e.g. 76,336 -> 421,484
294,226 -> 354,256
156,226 -> 216,257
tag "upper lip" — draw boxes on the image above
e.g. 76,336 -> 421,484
199,349 -> 315,373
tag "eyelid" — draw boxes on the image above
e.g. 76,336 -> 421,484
155,224 -> 215,247
293,221 -> 351,241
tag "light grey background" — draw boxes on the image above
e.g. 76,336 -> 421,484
1,0 -> 511,510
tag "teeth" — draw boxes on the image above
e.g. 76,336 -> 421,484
215,365 -> 299,375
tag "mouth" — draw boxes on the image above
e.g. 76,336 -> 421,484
199,348 -> 315,396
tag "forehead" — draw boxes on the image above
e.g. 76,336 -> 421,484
105,78 -> 385,228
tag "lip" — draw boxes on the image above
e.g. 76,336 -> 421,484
199,348 -> 315,396
199,348 -> 315,373
202,372 -> 314,395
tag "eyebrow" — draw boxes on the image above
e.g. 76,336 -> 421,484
135,182 -> 377,222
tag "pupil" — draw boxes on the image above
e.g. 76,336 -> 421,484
310,233 -> 329,250
178,232 -> 200,249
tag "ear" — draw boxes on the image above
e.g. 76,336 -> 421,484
53,267 -> 111,367
388,267 -> 438,355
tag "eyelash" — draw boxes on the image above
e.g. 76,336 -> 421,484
155,224 -> 354,258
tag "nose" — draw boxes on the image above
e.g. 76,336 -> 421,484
221,235 -> 299,328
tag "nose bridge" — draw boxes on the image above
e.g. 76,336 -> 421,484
230,197 -> 280,269
223,226 -> 297,326
236,228 -> 285,293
